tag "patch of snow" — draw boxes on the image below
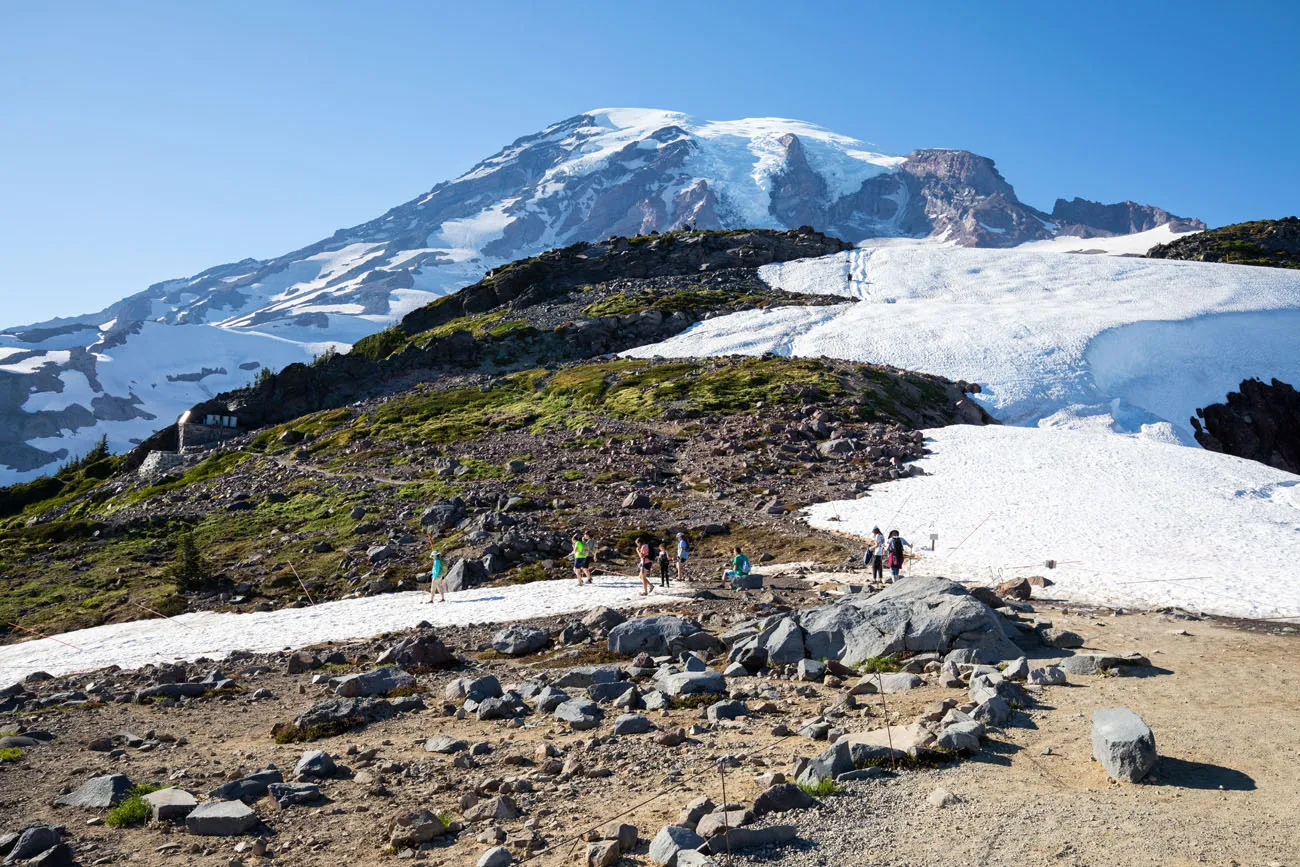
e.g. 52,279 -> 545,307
1016,224 -> 1199,256
21,370 -> 98,412
0,575 -> 684,687
0,350 -> 71,375
806,425 -> 1300,621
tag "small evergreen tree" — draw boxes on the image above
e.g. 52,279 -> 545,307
170,533 -> 212,592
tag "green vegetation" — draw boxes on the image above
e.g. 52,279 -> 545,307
797,777 -> 837,797
272,718 -> 363,744
0,747 -> 21,763
581,284 -> 776,318
0,435 -> 120,521
169,533 -> 213,593
508,562 -> 548,584
857,655 -> 902,674
105,784 -> 161,827
352,325 -> 410,361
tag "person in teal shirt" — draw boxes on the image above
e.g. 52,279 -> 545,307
426,550 -> 446,602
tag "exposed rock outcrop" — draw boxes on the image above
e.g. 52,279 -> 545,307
1193,377 -> 1300,473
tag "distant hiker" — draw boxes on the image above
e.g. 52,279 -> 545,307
636,537 -> 654,596
722,546 -> 752,585
571,533 -> 591,586
886,530 -> 912,581
582,532 -> 596,581
869,526 -> 886,583
675,532 -> 689,583
425,550 -> 446,603
656,543 -> 672,588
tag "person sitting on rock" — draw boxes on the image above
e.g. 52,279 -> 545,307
722,546 -> 752,585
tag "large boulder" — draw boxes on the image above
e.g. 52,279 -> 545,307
53,774 -> 132,808
657,670 -> 725,697
649,825 -> 704,866
186,800 -> 259,836
833,577 -> 1020,665
419,498 -> 466,529
796,740 -> 853,787
1091,707 -> 1157,782
143,787 -> 197,821
608,616 -> 702,657
334,666 -> 414,698
444,557 -> 489,592
492,625 -> 549,657
375,630 -> 455,669
752,783 -> 815,816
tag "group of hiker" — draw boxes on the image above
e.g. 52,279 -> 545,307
864,526 -> 912,581
419,521 -> 908,604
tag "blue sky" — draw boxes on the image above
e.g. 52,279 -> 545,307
2,0 -> 1297,325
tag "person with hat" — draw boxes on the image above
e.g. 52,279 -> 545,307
425,548 -> 447,602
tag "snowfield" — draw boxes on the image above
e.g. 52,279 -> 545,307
628,245 -> 1300,440
0,574 -> 674,688
627,244 -> 1300,619
807,426 -> 1300,621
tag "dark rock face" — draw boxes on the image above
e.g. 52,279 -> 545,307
1148,217 -> 1300,268
1193,378 -> 1300,473
1051,197 -> 1206,237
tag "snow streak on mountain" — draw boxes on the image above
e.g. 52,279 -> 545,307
0,108 -> 1202,482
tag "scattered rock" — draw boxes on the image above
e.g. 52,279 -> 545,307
492,625 -> 549,656
53,773 -> 132,809
1091,707 -> 1157,782
186,800 -> 259,836
143,787 -> 197,821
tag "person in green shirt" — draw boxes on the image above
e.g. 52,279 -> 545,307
722,546 -> 751,585
571,533 -> 591,586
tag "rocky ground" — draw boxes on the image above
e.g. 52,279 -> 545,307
0,568 -> 1296,867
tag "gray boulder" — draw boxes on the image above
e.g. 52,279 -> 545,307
649,825 -> 704,866
1039,628 -> 1085,649
464,675 -> 504,703
554,698 -> 602,730
477,847 -> 513,867
375,630 -> 455,669
849,672 -> 922,694
478,847 -> 513,867
706,700 -> 748,722
935,720 -> 985,752
587,681 -> 635,703
54,773 -> 131,808
608,616 -> 702,656
553,665 -> 623,689
796,740 -> 852,786
142,787 -> 197,821
1061,652 -> 1150,676
294,749 -> 336,780
755,618 -> 806,664
492,625 -> 549,656
208,769 -> 283,802
444,557 -> 489,592
533,686 -> 570,713
186,800 -> 259,836
657,670 -> 725,697
752,783 -> 815,816
972,696 -> 1012,726
1028,664 -> 1067,685
700,824 -> 796,854
334,666 -> 414,698
1091,707 -> 1157,782
582,607 -> 626,631
800,577 -> 1020,665
420,498 -> 466,529
424,736 -> 468,754
267,782 -> 321,808
612,713 -> 654,735
5,824 -> 62,861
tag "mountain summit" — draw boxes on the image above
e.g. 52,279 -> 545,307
0,108 -> 1201,482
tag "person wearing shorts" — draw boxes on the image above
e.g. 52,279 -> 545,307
675,532 -> 689,582
571,534 -> 589,585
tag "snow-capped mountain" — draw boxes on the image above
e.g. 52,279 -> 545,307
0,108 -> 1203,483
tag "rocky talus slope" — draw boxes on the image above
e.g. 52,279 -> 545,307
1147,216 -> 1300,268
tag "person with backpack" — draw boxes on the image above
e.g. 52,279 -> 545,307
722,546 -> 751,585
425,549 -> 446,603
675,532 -> 689,583
636,537 -> 654,596
885,530 -> 912,581
656,542 -> 672,588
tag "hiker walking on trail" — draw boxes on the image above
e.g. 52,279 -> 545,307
885,530 -> 912,581
867,526 -> 886,583
571,533 -> 591,586
656,542 -> 672,588
636,537 -> 654,596
425,550 -> 446,603
722,546 -> 752,585
675,532 -> 689,583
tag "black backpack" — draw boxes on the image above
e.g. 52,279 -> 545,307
890,537 -> 905,562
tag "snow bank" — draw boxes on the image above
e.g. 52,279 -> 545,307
0,574 -> 675,687
807,425 -> 1300,620
627,246 -> 1300,439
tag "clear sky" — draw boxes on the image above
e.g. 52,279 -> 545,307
2,0 -> 1297,326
